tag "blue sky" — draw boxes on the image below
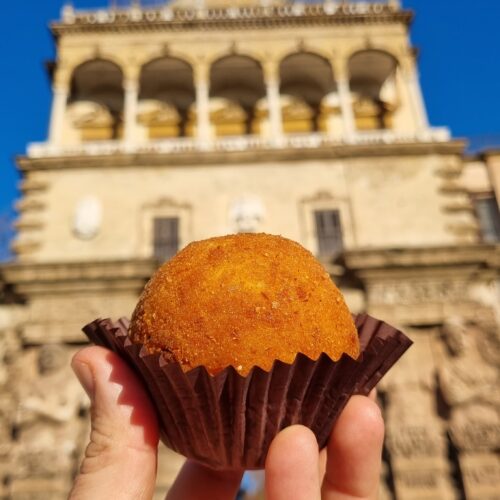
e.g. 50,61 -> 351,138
1,0 -> 500,260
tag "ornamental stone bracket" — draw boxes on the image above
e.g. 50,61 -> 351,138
340,244 -> 500,326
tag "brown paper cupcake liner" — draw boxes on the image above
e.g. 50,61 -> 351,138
82,314 -> 412,470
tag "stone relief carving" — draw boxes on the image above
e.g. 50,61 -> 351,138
369,280 -> 470,306
11,345 -> 89,481
73,196 -> 102,240
385,382 -> 446,459
229,195 -> 266,233
438,318 -> 500,452
383,331 -> 447,460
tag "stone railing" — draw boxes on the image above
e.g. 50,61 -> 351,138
27,128 -> 451,159
353,127 -> 450,145
58,1 -> 403,28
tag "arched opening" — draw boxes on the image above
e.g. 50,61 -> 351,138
208,55 -> 265,137
279,52 -> 336,133
349,50 -> 399,131
139,57 -> 195,139
68,59 -> 124,141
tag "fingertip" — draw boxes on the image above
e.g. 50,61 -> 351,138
266,425 -> 318,470
332,395 -> 384,446
322,395 -> 384,498
72,345 -> 123,372
266,425 -> 321,500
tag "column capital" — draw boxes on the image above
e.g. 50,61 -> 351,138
262,59 -> 280,85
123,63 -> 141,88
193,61 -> 210,86
329,56 -> 349,81
52,65 -> 71,91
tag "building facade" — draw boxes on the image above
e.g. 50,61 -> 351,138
1,0 -> 499,498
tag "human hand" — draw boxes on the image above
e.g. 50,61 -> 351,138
70,346 -> 384,500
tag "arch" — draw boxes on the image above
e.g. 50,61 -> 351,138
349,49 -> 398,89
68,59 -> 124,140
348,49 -> 399,131
209,55 -> 266,136
204,48 -> 266,69
279,52 -> 336,132
136,48 -> 198,70
344,45 -> 400,65
276,45 -> 333,68
66,52 -> 127,79
139,56 -> 195,138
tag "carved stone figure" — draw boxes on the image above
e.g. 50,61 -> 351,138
10,344 -> 88,491
229,195 -> 266,233
439,318 -> 500,499
383,330 -> 457,499
0,365 -> 15,497
439,318 -> 500,452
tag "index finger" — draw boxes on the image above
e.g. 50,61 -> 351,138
321,395 -> 384,500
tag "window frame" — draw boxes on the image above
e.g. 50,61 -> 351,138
299,191 -> 356,258
472,193 -> 500,243
139,197 -> 192,259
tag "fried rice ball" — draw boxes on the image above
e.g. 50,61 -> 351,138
130,233 -> 359,375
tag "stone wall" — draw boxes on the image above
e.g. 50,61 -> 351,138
16,151 -> 473,264
1,242 -> 499,498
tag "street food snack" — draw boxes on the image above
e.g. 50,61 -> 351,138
83,233 -> 412,469
129,233 -> 359,375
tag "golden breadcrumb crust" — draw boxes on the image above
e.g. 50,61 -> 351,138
130,233 -> 359,375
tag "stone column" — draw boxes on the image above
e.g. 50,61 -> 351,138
48,69 -> 70,145
263,60 -> 283,145
123,67 -> 140,144
331,57 -> 355,143
194,62 -> 211,145
400,55 -> 429,134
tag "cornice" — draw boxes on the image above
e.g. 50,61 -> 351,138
481,148 -> 500,159
341,244 -> 500,276
51,4 -> 413,36
1,258 -> 156,295
18,140 -> 466,172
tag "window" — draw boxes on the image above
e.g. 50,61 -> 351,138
153,217 -> 179,262
474,196 -> 500,243
314,209 -> 343,258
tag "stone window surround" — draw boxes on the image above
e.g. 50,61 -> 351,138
299,191 -> 356,257
139,198 -> 192,259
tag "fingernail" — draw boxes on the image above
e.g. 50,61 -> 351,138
72,360 -> 95,399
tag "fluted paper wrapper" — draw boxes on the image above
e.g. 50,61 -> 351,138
83,314 -> 411,470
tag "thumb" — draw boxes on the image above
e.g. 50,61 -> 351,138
69,346 -> 159,500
